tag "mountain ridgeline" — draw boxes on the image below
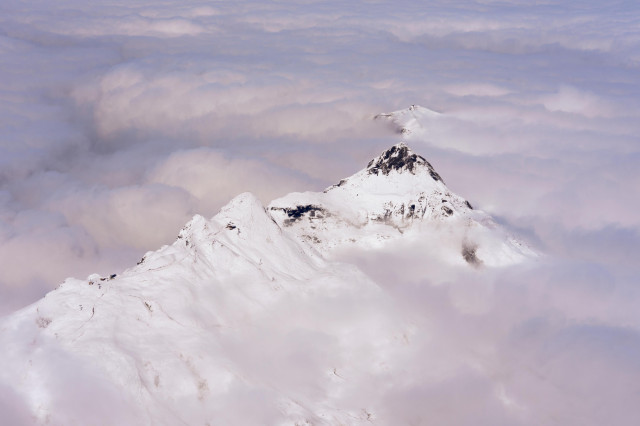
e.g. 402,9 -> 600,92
0,130 -> 535,425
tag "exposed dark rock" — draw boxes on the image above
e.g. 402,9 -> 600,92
465,200 -> 473,209
429,170 -> 443,182
441,206 -> 453,216
225,222 -> 237,230
284,205 -> 324,219
367,144 -> 445,184
324,178 -> 348,193
271,205 -> 328,226
462,244 -> 482,267
368,144 -> 421,175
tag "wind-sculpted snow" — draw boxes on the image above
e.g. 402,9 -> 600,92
0,143 -> 543,425
0,192 -> 391,424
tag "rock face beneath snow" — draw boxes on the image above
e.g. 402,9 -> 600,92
366,142 -> 443,182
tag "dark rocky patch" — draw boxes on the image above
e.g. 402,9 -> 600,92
368,145 -> 422,175
429,170 -> 443,182
324,178 -> 348,193
406,203 -> 418,219
272,205 -> 328,226
367,144 -> 445,184
302,234 -> 321,244
465,200 -> 473,209
225,222 -> 237,230
441,206 -> 453,216
284,205 -> 324,219
462,244 -> 482,267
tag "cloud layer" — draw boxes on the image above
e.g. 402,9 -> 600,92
1,1 -> 639,423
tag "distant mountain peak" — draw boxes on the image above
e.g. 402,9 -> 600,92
374,104 -> 441,135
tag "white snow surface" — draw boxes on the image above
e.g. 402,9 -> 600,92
0,140 -> 536,425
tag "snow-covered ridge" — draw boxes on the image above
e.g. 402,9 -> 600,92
0,138 -> 536,425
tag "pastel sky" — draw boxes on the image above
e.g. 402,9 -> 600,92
1,1 -> 639,422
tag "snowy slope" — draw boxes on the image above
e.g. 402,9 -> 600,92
1,193 -> 390,425
0,139 -> 536,425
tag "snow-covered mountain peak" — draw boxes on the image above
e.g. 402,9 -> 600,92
365,142 -> 444,181
322,142 -> 447,199
211,192 -> 272,235
176,192 -> 276,245
375,104 -> 441,136
269,143 -> 533,266
154,191 -> 324,282
217,191 -> 263,217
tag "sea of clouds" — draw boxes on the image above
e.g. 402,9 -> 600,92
1,0 -> 639,423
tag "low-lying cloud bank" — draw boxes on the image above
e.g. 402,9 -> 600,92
345,245 -> 640,425
0,1 -> 639,423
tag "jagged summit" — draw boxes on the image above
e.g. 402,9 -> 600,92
323,142 -> 448,196
366,142 -> 443,182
